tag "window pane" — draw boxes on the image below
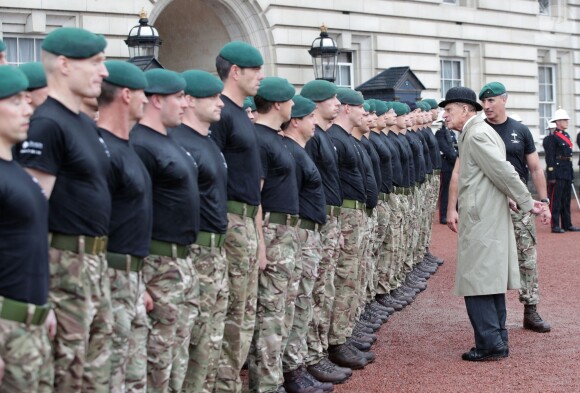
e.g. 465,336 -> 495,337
442,61 -> 451,79
35,39 -> 44,61
545,67 -> 553,84
538,67 -> 545,84
452,61 -> 461,79
339,66 -> 350,86
4,37 -> 18,64
18,38 -> 35,63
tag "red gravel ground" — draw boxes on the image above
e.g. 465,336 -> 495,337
334,209 -> 580,393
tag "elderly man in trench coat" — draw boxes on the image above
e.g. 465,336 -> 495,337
440,87 -> 547,361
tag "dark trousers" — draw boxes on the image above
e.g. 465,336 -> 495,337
438,171 -> 452,222
550,178 -> 572,229
464,294 -> 507,350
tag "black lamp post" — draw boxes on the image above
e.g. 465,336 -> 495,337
308,24 -> 339,82
125,9 -> 164,70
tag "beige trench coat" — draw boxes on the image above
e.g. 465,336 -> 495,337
455,116 -> 533,297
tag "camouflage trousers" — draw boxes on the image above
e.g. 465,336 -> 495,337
108,267 -> 148,393
510,210 -> 540,305
368,200 -> 390,301
416,179 -> 431,263
0,313 -> 53,392
328,207 -> 364,346
143,253 -> 198,393
215,213 -> 258,393
380,193 -> 404,293
249,221 -> 298,393
49,248 -> 113,393
427,173 -> 440,249
283,228 -> 322,372
183,243 -> 228,393
397,191 -> 418,282
305,214 -> 340,366
356,209 -> 376,318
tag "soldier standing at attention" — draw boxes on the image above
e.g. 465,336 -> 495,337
170,70 -> 228,393
96,60 -> 151,391
130,69 -> 199,392
543,108 -> 580,233
478,82 -> 552,332
249,77 -> 301,393
327,88 -> 372,371
210,41 -> 265,393
16,27 -> 113,393
19,62 -> 48,109
0,65 -> 53,393
280,95 -> 334,393
301,81 -> 352,385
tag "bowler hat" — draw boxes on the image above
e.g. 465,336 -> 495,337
438,87 -> 482,111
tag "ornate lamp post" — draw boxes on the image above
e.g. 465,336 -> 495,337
308,24 -> 339,82
125,9 -> 163,70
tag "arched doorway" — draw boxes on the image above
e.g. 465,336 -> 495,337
150,0 -> 273,73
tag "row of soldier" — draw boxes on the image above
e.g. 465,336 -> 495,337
0,27 -> 447,393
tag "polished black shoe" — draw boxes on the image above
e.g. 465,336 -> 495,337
461,344 -> 509,361
306,358 -> 350,384
440,218 -> 447,225
328,344 -> 367,370
551,226 -> 565,233
567,226 -> 580,232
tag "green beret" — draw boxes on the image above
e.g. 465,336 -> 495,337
144,69 -> 186,95
257,77 -> 295,102
384,101 -> 393,111
363,102 -> 371,112
0,66 -> 29,99
243,96 -> 256,111
181,69 -> 223,98
416,101 -> 428,112
104,60 -> 147,90
18,62 -> 46,91
42,27 -> 107,59
365,99 -> 376,113
479,82 -> 506,100
392,102 -> 409,116
0,39 -> 5,52
421,99 -> 437,110
291,95 -> 316,118
337,88 -> 364,106
301,80 -> 338,102
374,100 -> 388,116
219,41 -> 263,68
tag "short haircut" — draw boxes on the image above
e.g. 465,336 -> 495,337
254,94 -> 274,114
280,119 -> 291,131
216,55 -> 233,81
97,80 -> 120,107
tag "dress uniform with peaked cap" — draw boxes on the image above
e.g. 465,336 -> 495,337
17,27 -> 114,393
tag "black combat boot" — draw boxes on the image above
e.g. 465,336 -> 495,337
328,343 -> 368,370
306,358 -> 350,384
283,368 -> 324,393
523,305 -> 551,333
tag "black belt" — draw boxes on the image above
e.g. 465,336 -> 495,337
106,252 -> 144,272
149,239 -> 188,259
265,212 -> 300,227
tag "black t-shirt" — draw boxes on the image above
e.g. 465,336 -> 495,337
485,118 -> 535,182
100,129 -> 152,257
305,125 -> 343,206
17,97 -> 111,236
0,160 -> 49,305
435,126 -> 458,173
284,138 -> 326,224
131,124 -> 200,245
353,138 -> 378,208
393,132 -> 416,186
380,132 -> 403,188
170,124 -> 228,234
209,95 -> 261,206
327,124 -> 366,203
404,131 -> 426,183
420,127 -> 442,170
255,124 -> 299,215
360,136 -> 382,193
369,132 -> 393,193
414,130 -> 433,174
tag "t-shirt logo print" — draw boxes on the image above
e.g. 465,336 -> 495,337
98,137 -> 111,157
510,131 -> 520,144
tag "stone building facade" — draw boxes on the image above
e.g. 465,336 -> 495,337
0,0 -> 578,143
